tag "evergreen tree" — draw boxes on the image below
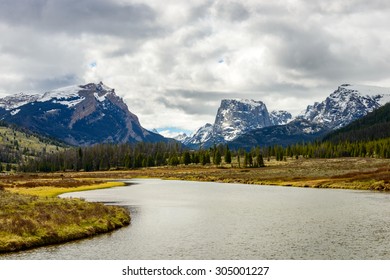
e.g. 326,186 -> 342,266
183,151 -> 191,165
243,151 -> 248,168
224,145 -> 232,164
214,149 -> 222,165
258,153 -> 265,167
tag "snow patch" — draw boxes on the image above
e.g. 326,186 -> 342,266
341,84 -> 390,105
94,92 -> 106,102
36,85 -> 85,108
10,109 -> 20,115
46,109 -> 60,114
38,85 -> 81,102
56,96 -> 85,108
0,93 -> 39,110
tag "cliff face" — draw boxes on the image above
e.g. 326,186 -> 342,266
213,99 -> 272,141
0,82 -> 166,145
183,99 -> 280,148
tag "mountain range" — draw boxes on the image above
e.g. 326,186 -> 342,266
0,82 -> 165,146
180,84 -> 390,149
1,83 -> 390,149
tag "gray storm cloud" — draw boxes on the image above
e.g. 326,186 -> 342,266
1,0 -> 390,134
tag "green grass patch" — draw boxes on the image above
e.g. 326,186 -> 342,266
0,189 -> 130,253
0,180 -> 129,253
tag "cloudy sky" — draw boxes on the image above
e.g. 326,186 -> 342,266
1,0 -> 390,137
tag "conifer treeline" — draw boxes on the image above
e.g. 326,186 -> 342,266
15,136 -> 390,172
270,137 -> 390,160
17,142 -> 266,172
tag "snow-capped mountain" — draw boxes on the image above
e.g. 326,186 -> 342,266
183,99 -> 284,148
298,84 -> 390,129
173,132 -> 189,142
229,83 -> 390,148
213,99 -> 271,141
182,123 -> 214,147
181,84 -> 390,149
0,82 -> 166,146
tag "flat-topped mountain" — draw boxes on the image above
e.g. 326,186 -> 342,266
183,99 -> 289,148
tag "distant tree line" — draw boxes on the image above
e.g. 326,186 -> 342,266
271,138 -> 390,160
17,142 -> 266,172
6,136 -> 390,173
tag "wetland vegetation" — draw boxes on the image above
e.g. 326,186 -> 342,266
0,179 -> 129,253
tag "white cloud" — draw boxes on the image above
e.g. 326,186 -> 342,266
1,0 -> 390,134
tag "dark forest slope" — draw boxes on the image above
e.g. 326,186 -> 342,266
323,102 -> 390,143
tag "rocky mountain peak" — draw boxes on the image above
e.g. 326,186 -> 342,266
173,132 -> 189,142
0,82 -> 166,146
213,99 -> 271,141
299,84 -> 390,129
182,98 -> 286,148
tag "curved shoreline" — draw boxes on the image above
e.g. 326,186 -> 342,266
0,182 -> 130,254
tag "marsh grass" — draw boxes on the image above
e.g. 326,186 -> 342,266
0,190 -> 130,253
91,157 -> 389,191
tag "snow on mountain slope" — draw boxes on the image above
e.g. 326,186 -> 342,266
38,85 -> 82,104
213,99 -> 271,141
343,84 -> 390,105
181,84 -> 390,148
0,92 -> 39,110
183,99 -> 283,148
269,110 -> 293,126
299,84 -> 390,129
183,123 -> 214,146
0,82 -> 166,145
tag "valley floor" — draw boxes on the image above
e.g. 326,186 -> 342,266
1,157 -> 389,253
2,157 -> 390,191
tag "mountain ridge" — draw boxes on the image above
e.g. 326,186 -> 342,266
181,84 -> 390,148
323,102 -> 390,143
183,98 -> 292,148
0,82 -> 167,146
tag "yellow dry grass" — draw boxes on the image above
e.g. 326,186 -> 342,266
8,181 -> 125,197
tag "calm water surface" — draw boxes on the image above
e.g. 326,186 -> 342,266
2,179 -> 390,260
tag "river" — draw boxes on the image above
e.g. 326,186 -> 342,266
2,179 -> 390,259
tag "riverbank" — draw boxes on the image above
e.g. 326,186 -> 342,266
0,181 -> 130,253
3,157 -> 389,191
135,157 -> 390,191
26,157 -> 386,191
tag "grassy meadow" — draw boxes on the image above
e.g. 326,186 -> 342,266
43,157 -> 389,191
